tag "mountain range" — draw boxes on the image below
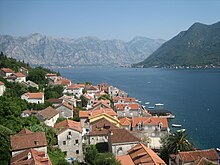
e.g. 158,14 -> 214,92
0,34 -> 165,66
135,21 -> 220,68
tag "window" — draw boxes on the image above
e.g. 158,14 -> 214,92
34,141 -> 39,145
68,132 -> 71,135
63,141 -> 66,145
76,150 -> 79,154
75,139 -> 79,144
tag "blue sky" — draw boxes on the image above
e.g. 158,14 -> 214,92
0,0 -> 219,41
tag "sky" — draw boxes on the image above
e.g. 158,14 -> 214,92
0,0 -> 220,41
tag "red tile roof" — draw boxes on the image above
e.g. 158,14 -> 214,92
0,81 -> 4,85
55,77 -> 71,86
116,155 -> 135,165
47,98 -> 63,104
132,117 -> 168,128
128,143 -> 166,165
119,117 -> 131,126
177,149 -> 220,163
113,96 -> 123,102
89,118 -> 119,136
124,97 -> 136,103
46,73 -> 57,77
115,103 -> 140,111
110,128 -> 140,144
55,119 -> 82,133
79,108 -> 117,118
14,72 -> 26,77
10,129 -> 47,151
1,67 -> 13,73
25,92 -> 44,99
11,148 -> 52,165
37,106 -> 59,120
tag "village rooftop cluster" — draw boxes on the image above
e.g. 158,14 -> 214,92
0,67 -> 219,165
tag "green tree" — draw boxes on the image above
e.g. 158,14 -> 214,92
94,153 -> 121,165
48,147 -> 68,165
44,85 -> 64,100
160,131 -> 194,163
27,67 -> 49,85
84,145 -> 98,165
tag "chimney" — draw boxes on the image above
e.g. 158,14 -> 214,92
28,152 -> 32,159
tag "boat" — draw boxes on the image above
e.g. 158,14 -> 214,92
216,148 -> 220,152
172,124 -> 182,127
177,129 -> 186,132
148,106 -> 155,109
155,103 -> 164,106
145,102 -> 150,105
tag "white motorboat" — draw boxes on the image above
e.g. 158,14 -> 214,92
177,129 -> 186,132
172,124 -> 182,127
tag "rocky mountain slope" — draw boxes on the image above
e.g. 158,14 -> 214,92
135,21 -> 220,68
0,34 -> 165,66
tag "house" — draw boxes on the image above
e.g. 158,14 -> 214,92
88,118 -> 119,145
98,82 -> 109,93
115,103 -> 142,117
10,148 -> 52,165
36,106 -> 59,127
22,80 -> 39,90
59,95 -> 77,107
0,81 -> 6,96
55,102 -> 73,118
14,72 -> 26,82
169,149 -> 220,165
46,73 -> 57,82
85,85 -> 99,94
21,92 -> 44,104
108,86 -> 120,98
79,108 -> 119,128
131,117 -> 169,149
21,109 -> 38,117
55,119 -> 83,161
47,98 -> 64,107
0,67 -> 13,77
54,77 -> 72,87
10,128 -> 47,156
88,99 -> 111,110
116,142 -> 166,165
108,128 -> 140,156
119,117 -> 131,130
19,67 -> 29,75
63,84 -> 84,98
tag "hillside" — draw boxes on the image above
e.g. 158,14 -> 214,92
134,21 -> 220,68
0,34 -> 165,66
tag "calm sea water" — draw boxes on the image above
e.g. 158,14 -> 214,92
56,66 -> 220,149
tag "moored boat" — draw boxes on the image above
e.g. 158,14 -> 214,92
172,124 -> 182,127
177,129 -> 186,132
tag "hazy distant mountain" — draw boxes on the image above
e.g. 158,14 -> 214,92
135,21 -> 220,68
0,33 -> 165,66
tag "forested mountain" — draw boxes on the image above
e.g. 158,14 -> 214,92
0,34 -> 165,66
135,21 -> 220,68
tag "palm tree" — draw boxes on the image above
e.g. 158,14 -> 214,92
166,131 -> 194,154
160,130 -> 194,163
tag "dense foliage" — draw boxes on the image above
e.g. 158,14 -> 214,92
0,52 -> 30,71
48,148 -> 69,165
160,131 -> 194,163
44,85 -> 64,100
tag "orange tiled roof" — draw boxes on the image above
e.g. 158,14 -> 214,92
0,81 -> 4,85
26,92 -> 44,99
89,118 -> 119,136
14,72 -> 26,77
113,96 -> 123,102
116,155 -> 134,165
10,148 -> 52,165
119,117 -> 131,126
55,77 -> 71,85
55,119 -> 82,133
132,117 -> 168,128
178,149 -> 220,163
46,73 -> 57,77
115,103 -> 140,111
10,129 -> 47,151
79,108 -> 117,118
37,106 -> 59,120
124,97 -> 136,102
110,128 -> 140,144
47,98 -> 63,104
1,67 -> 13,73
128,143 -> 166,165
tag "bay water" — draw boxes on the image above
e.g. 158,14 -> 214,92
57,66 -> 220,149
